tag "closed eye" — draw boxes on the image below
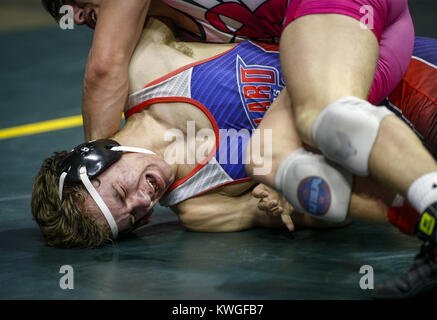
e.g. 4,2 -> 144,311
112,184 -> 126,205
120,185 -> 127,199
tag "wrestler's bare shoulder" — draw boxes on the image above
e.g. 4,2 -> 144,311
128,18 -> 236,93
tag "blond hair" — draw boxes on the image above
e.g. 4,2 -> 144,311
31,151 -> 112,248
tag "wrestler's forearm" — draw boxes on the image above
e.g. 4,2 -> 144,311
82,0 -> 150,140
176,191 -> 285,232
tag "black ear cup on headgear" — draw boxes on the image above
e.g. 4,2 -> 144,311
56,139 -> 123,183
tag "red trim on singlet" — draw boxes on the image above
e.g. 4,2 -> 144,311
124,41 -> 265,199
126,96 -> 220,194
249,42 -> 279,53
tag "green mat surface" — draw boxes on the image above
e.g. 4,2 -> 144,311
1,2 -> 436,300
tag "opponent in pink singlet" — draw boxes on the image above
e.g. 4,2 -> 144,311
162,0 -> 414,106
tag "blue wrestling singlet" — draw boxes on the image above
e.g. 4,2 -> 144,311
125,41 -> 285,206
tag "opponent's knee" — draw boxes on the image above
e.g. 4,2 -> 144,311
274,148 -> 353,223
311,96 -> 393,176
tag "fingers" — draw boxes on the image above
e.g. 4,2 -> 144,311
252,184 -> 269,199
281,213 -> 295,232
257,199 -> 279,213
258,198 -> 295,232
271,206 -> 283,215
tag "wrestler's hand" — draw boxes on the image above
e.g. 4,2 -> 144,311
252,184 -> 295,232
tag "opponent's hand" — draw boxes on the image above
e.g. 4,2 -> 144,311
252,184 -> 295,232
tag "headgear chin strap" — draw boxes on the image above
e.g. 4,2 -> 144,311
57,139 -> 156,239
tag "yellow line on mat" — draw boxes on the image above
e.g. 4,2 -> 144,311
0,115 -> 83,140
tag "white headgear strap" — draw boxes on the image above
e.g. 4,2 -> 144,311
58,146 -> 156,239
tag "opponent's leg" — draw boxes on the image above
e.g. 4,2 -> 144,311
246,89 -> 302,187
278,1 -> 437,298
374,38 -> 437,299
279,12 -> 437,216
279,10 -> 437,194
247,89 -> 393,226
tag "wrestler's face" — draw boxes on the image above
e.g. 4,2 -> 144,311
83,152 -> 175,234
63,0 -> 101,28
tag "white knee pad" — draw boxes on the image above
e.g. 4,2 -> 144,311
312,96 -> 393,176
274,148 -> 353,223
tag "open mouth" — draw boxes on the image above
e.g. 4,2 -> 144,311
145,174 -> 160,198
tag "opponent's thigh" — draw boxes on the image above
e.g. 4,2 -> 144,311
279,14 -> 379,143
246,89 -> 302,185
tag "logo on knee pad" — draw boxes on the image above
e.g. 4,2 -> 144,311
297,177 -> 331,216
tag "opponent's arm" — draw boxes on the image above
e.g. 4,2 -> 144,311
82,0 -> 150,141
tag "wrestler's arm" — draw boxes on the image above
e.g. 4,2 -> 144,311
172,186 -> 344,232
172,190 -> 282,232
83,0 -> 150,141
